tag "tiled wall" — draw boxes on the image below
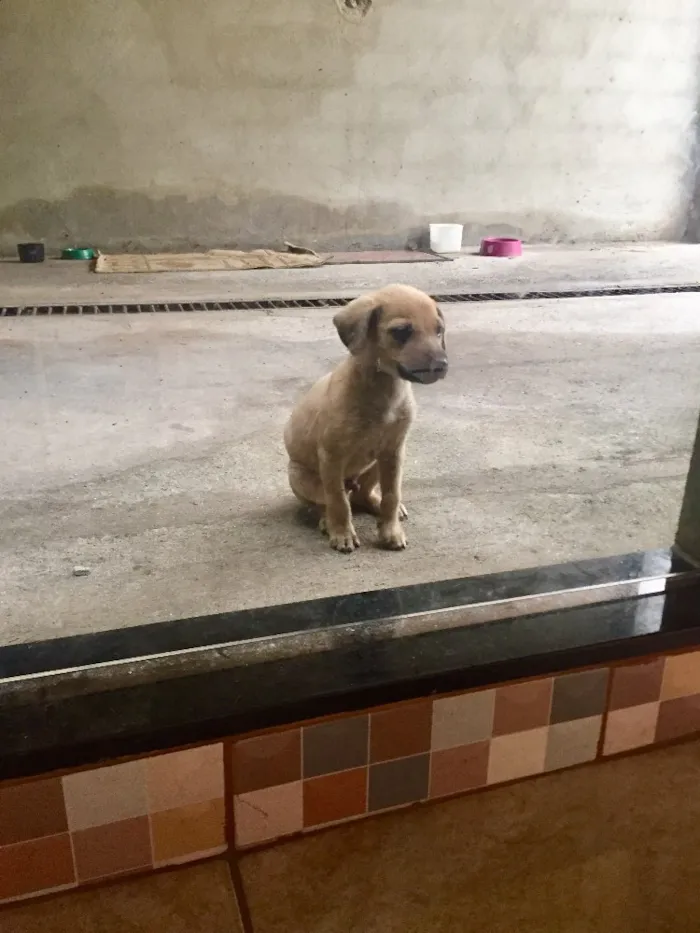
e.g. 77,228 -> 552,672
3,650 -> 700,905
231,667 -> 609,847
0,745 -> 226,903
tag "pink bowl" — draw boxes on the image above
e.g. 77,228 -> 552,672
480,237 -> 522,258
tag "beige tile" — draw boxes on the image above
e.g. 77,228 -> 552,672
487,727 -> 548,785
431,690 -> 495,750
545,716 -> 602,771
234,781 -> 303,847
660,652 -> 700,700
240,742 -> 700,933
147,745 -> 224,813
1,860 -> 243,931
62,760 -> 148,831
603,703 -> 659,756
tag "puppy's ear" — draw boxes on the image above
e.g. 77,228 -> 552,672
333,295 -> 382,354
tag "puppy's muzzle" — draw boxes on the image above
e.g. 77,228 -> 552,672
398,358 -> 448,385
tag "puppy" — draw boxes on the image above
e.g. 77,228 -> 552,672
284,284 -> 447,552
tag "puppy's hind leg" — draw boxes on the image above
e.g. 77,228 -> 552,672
287,461 -> 328,531
350,463 -> 381,516
351,463 -> 408,521
288,461 -> 326,506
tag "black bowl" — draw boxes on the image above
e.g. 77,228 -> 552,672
17,243 -> 45,263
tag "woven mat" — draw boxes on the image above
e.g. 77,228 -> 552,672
94,248 -> 328,274
94,248 -> 448,274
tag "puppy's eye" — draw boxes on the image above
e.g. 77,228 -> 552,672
390,324 -> 414,344
436,324 -> 444,337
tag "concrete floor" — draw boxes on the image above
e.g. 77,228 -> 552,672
3,242 -> 700,305
1,279 -> 699,645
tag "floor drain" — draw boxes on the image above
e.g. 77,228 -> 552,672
3,284 -> 700,317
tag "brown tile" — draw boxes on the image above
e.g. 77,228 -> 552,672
602,703 -> 659,756
661,652 -> 700,700
63,760 -> 147,831
147,745 -> 224,813
151,799 -> 226,864
656,695 -> 700,743
608,658 -> 665,710
369,702 -> 432,763
0,778 -> 67,846
429,741 -> 490,798
303,768 -> 367,827
545,716 -> 602,771
431,690 -> 495,750
232,729 -> 301,793
303,716 -> 368,777
234,782 -> 303,848
550,669 -> 609,723
72,816 -> 153,882
0,834 -> 74,902
493,679 -> 552,736
368,754 -> 430,812
1,861 -> 243,931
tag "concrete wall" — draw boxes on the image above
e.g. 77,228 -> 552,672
1,0 -> 700,252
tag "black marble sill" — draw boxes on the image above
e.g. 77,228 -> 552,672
0,548 -> 682,680
0,553 -> 699,781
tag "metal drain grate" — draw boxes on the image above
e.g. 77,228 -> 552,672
2,283 -> 700,316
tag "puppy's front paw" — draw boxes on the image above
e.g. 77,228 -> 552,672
328,526 -> 360,553
377,522 -> 407,550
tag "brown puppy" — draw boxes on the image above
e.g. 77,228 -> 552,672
284,284 -> 447,552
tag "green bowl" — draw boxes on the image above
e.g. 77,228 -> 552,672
62,247 -> 95,260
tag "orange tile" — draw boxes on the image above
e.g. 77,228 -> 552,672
487,727 -> 548,784
147,745 -> 224,813
656,695 -> 700,743
602,703 -> 659,756
234,782 -> 303,848
661,652 -> 700,700
0,834 -> 74,901
493,679 -> 553,736
72,816 -> 152,883
369,701 -> 432,763
0,778 -> 67,846
430,742 -> 490,798
151,799 -> 226,864
303,768 -> 367,828
232,730 -> 301,793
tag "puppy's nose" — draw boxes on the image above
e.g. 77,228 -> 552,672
431,356 -> 448,375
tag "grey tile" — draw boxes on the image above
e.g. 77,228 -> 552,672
431,690 -> 495,750
368,755 -> 430,812
550,668 -> 609,724
545,716 -> 603,771
303,716 -> 369,777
